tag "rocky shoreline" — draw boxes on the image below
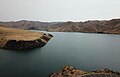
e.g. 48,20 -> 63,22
0,25 -> 53,50
49,66 -> 120,77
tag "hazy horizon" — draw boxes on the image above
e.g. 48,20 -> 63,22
0,0 -> 120,22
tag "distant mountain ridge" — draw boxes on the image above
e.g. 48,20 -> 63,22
0,18 -> 120,34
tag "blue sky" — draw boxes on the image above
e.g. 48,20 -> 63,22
0,0 -> 120,22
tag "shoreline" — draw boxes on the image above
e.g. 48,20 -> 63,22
49,66 -> 120,77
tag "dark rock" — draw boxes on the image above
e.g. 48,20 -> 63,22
3,39 -> 46,50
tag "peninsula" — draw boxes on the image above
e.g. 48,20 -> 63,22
0,25 -> 53,50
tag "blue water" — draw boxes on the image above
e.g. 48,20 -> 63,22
0,32 -> 120,77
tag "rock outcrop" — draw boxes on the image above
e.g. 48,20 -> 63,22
0,25 -> 53,50
49,66 -> 120,77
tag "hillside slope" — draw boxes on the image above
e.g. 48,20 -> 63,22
47,19 -> 120,34
0,19 -> 120,34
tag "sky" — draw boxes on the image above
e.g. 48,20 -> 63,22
0,0 -> 120,22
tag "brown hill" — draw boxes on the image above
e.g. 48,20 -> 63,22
0,18 -> 120,34
47,19 -> 120,34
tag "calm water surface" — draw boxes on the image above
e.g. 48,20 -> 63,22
0,32 -> 120,77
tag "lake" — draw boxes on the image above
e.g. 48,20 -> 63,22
0,32 -> 120,77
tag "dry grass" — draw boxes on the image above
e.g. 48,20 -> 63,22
0,26 -> 45,47
0,26 -> 44,41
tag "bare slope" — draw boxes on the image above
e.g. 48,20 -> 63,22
47,19 -> 120,34
0,19 -> 120,34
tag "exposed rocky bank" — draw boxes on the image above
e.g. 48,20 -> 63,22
0,25 -> 53,50
49,66 -> 120,77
